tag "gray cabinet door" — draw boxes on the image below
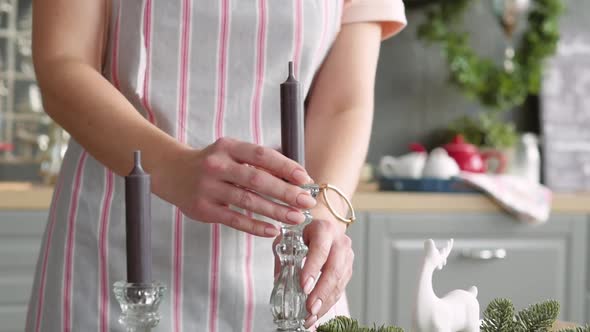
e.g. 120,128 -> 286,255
364,213 -> 587,330
0,211 -> 47,332
346,212 -> 368,322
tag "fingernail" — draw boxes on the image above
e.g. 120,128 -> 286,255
296,193 -> 317,208
293,169 -> 311,184
303,277 -> 314,295
305,315 -> 318,328
265,225 -> 279,236
286,210 -> 306,224
310,298 -> 322,316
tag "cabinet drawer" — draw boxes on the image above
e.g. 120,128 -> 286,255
0,211 -> 47,331
0,306 -> 27,332
364,213 -> 587,329
0,273 -> 34,305
0,211 -> 47,234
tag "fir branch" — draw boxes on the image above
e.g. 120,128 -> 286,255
316,316 -> 403,332
317,316 -> 359,332
369,324 -> 404,332
515,300 -> 560,332
481,298 -> 516,332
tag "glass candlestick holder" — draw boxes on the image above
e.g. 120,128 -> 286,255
113,281 -> 166,332
270,184 -> 320,331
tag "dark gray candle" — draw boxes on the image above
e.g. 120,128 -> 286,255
125,151 -> 152,283
281,61 -> 305,166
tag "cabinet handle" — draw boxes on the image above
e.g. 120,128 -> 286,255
461,248 -> 507,260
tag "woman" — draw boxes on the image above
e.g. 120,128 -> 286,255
26,0 -> 406,331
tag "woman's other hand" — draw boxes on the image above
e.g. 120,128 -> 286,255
301,211 -> 352,328
271,204 -> 353,329
156,137 -> 316,237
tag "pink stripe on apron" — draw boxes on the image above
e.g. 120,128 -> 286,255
210,1 -> 230,331
313,0 -> 330,70
243,1 -> 268,329
141,0 -> 156,125
251,0 -> 266,146
63,151 -> 88,332
214,0 -> 230,139
98,170 -> 114,332
111,3 -> 122,90
173,0 -> 193,331
243,234 -> 254,332
33,178 -> 64,332
293,0 -> 303,76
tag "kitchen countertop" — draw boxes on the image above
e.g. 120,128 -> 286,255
352,183 -> 590,213
1,182 -> 589,213
0,182 -> 55,210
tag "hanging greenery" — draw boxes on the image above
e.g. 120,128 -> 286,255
317,298 -> 590,332
416,0 -> 563,111
448,112 -> 518,148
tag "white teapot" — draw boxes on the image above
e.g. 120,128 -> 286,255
379,144 -> 427,179
422,148 -> 460,179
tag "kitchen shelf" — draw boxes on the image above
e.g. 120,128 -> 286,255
0,0 -> 48,167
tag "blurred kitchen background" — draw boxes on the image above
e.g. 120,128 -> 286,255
1,0 -> 590,331
0,0 -> 67,184
1,0 -> 588,190
369,0 -> 589,191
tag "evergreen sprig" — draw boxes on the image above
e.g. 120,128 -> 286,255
316,316 -> 403,332
514,300 -> 559,331
317,299 -> 573,332
416,0 -> 563,111
481,298 -> 517,332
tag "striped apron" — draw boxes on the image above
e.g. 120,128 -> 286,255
26,0 -> 347,331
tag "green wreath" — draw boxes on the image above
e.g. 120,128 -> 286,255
416,0 -> 563,111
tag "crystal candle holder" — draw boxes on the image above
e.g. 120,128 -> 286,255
113,281 -> 166,332
270,184 -> 320,331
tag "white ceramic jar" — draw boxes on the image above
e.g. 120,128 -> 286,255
509,133 -> 541,183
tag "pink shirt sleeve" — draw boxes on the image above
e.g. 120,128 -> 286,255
342,0 -> 407,40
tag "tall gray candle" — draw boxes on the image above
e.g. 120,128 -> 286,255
281,61 -> 305,166
125,151 -> 152,283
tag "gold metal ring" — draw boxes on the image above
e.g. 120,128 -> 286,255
319,184 -> 356,226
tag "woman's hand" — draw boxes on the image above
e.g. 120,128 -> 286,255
272,204 -> 354,328
155,137 -> 316,237
301,213 -> 353,328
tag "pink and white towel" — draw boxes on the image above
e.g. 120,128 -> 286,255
459,172 -> 553,224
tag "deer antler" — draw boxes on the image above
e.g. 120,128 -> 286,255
439,239 -> 454,266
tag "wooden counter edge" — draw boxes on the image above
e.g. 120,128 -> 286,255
352,191 -> 590,213
0,186 -> 54,210
0,184 -> 589,213
552,321 -> 579,331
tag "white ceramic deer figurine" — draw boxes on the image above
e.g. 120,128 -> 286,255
412,239 -> 480,332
